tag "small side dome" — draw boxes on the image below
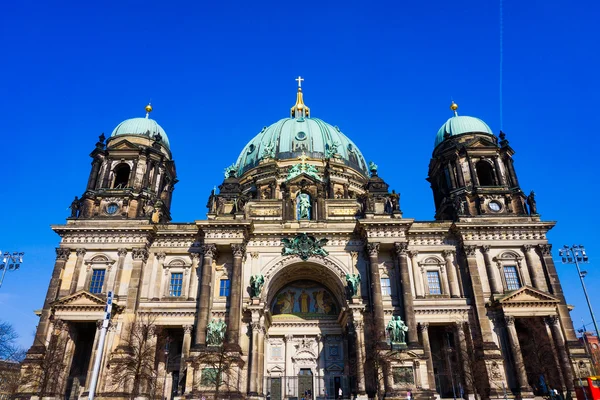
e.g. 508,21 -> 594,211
111,117 -> 170,149
434,115 -> 493,148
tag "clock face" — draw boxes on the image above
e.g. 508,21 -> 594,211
106,203 -> 119,215
488,201 -> 501,212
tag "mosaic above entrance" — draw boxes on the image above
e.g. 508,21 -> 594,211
271,280 -> 338,319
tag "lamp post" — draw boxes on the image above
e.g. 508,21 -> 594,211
559,245 -> 599,338
0,251 -> 24,289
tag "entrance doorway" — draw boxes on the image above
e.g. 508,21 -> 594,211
298,369 -> 313,399
270,377 -> 282,400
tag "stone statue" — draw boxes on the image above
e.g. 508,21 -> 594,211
453,196 -> 465,216
346,273 -> 361,297
206,319 -> 227,346
527,191 -> 537,214
250,274 -> 265,298
297,193 -> 311,219
263,141 -> 276,160
69,196 -> 81,218
389,190 -> 400,211
325,141 -> 340,158
387,316 -> 408,344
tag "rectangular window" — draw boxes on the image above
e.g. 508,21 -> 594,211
219,279 -> 231,297
169,272 -> 183,297
427,271 -> 442,295
504,266 -> 521,291
381,277 -> 391,296
89,269 -> 105,294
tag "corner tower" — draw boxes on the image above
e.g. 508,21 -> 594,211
76,104 -> 177,223
427,102 -> 529,220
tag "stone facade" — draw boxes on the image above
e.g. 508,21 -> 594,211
18,93 -> 591,400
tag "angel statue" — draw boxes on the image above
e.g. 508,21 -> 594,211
250,274 -> 265,298
387,316 -> 408,344
345,273 -> 361,298
206,319 -> 227,346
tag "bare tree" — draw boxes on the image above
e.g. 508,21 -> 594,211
192,345 -> 243,399
0,320 -> 25,362
18,322 -> 71,398
109,316 -> 162,400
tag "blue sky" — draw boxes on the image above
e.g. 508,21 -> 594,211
1,0 -> 599,348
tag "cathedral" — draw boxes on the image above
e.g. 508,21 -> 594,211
18,79 -> 592,400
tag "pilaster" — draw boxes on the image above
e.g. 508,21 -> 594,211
195,244 -> 217,346
394,242 -> 418,345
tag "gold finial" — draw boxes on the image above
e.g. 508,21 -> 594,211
291,76 -> 310,119
450,100 -> 458,116
145,102 -> 153,118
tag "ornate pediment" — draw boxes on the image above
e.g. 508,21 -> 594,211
109,139 -> 141,151
52,290 -> 123,313
498,286 -> 560,306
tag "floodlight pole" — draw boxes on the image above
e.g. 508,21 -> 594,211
0,251 -> 25,289
560,245 -> 599,338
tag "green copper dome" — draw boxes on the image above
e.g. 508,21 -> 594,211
435,115 -> 493,148
235,117 -> 369,176
110,117 -> 170,149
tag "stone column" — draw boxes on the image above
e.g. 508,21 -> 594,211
112,248 -> 127,298
493,156 -> 507,185
195,244 -> 217,346
182,325 -> 193,359
409,250 -> 424,298
418,323 -> 436,390
504,316 -> 530,394
68,249 -> 87,295
447,162 -> 458,189
394,243 -> 418,345
87,159 -> 102,191
455,322 -> 473,394
317,334 -> 325,376
481,246 -> 501,294
249,321 -> 261,395
354,319 -> 367,395
258,324 -> 266,395
467,157 -> 479,187
367,243 -> 385,333
546,315 -> 575,391
189,252 -> 201,300
34,248 -> 71,348
443,250 -> 460,298
462,246 -> 495,343
523,245 -> 546,290
538,244 -> 578,341
126,248 -> 149,311
229,244 -> 245,347
455,158 -> 466,187
84,320 -> 104,390
543,318 -> 566,390
284,334 -> 294,382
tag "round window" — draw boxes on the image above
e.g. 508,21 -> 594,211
488,201 -> 501,212
295,131 -> 307,141
106,203 -> 119,215
247,144 -> 255,154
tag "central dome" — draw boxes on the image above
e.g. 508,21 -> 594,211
236,83 -> 369,177
236,117 -> 369,176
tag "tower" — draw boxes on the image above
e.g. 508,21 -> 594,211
76,104 -> 177,223
427,101 -> 530,220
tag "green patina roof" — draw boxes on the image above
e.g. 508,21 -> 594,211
110,117 -> 170,149
236,117 -> 369,176
435,115 -> 493,148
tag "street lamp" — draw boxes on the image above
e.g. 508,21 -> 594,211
559,245 -> 599,338
0,251 -> 24,289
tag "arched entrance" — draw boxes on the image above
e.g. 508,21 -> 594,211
263,262 -> 351,400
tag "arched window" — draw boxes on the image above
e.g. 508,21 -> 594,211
476,160 -> 496,186
296,192 -> 311,220
113,163 -> 131,189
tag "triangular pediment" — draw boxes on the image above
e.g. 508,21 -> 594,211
498,286 -> 560,305
109,139 -> 141,151
51,290 -> 123,312
465,136 -> 496,148
325,363 -> 344,372
287,172 -> 322,184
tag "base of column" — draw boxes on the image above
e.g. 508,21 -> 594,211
355,395 -> 369,400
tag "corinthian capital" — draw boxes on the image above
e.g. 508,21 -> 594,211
538,244 -> 552,256
132,248 -> 149,262
201,244 -> 218,259
522,244 -> 534,253
394,242 -> 408,257
55,248 -> 71,261
117,248 -> 128,257
232,244 -> 246,258
442,249 -> 456,259
544,315 -> 559,326
366,243 -> 380,257
504,315 -> 515,326
463,245 -> 477,257
75,248 -> 87,258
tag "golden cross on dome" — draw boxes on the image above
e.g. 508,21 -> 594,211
298,151 -> 308,166
295,76 -> 304,88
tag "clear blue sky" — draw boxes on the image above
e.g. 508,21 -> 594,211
1,0 -> 599,349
